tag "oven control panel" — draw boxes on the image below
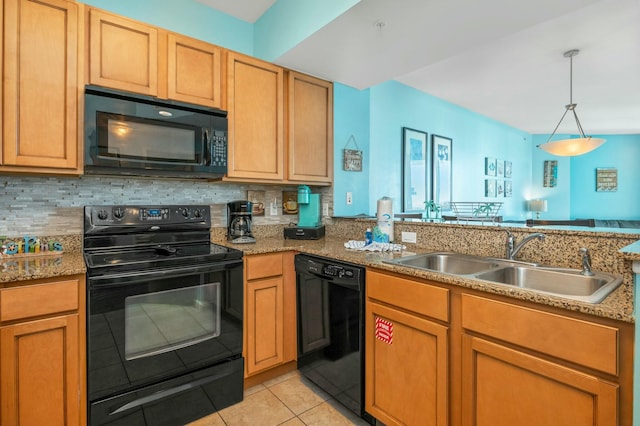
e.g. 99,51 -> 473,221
86,205 -> 210,227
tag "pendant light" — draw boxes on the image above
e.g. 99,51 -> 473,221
537,49 -> 605,156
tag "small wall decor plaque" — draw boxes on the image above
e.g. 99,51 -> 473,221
543,160 -> 558,187
342,135 -> 363,171
596,168 -> 617,192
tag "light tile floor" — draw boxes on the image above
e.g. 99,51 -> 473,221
188,371 -> 372,426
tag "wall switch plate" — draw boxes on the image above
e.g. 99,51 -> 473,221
401,231 -> 417,243
346,192 -> 353,205
322,202 -> 329,217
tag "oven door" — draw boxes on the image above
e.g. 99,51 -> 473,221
87,260 -> 243,402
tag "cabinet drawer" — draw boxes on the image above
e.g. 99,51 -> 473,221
246,253 -> 284,280
1,279 -> 79,322
367,270 -> 449,322
461,294 -> 618,375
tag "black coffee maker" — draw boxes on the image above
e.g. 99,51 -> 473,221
227,200 -> 256,244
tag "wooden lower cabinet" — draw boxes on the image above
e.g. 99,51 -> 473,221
244,252 -> 296,379
365,271 -> 449,426
366,302 -> 449,426
461,335 -> 618,426
0,275 -> 86,426
365,269 -> 633,426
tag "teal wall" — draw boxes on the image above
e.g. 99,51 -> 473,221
360,81 -> 533,218
332,83 -> 371,216
532,134 -> 640,220
81,0 -> 253,55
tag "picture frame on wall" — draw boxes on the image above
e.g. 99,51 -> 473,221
485,157 -> 497,176
402,127 -> 430,212
432,134 -> 453,209
504,180 -> 512,197
497,159 -> 504,177
485,179 -> 496,197
504,161 -> 512,178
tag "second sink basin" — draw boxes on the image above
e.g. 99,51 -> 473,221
474,266 -> 621,303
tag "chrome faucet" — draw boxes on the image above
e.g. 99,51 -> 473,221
579,247 -> 594,276
504,230 -> 545,260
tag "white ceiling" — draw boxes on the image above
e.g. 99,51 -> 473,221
199,0 -> 640,135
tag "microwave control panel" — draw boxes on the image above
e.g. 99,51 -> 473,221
210,132 -> 227,171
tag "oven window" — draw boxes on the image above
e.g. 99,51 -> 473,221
125,282 -> 221,360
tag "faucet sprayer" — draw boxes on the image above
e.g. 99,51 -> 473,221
579,247 -> 594,276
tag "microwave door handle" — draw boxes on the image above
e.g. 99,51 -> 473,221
203,128 -> 211,166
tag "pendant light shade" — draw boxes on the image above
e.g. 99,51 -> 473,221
537,49 -> 605,156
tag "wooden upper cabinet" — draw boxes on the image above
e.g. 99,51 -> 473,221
89,9 -> 158,95
287,71 -> 333,184
2,0 -> 80,171
167,34 -> 222,108
226,52 -> 284,181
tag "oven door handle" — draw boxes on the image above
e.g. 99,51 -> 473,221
89,261 -> 241,287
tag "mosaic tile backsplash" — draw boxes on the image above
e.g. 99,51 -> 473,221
0,175 -> 333,236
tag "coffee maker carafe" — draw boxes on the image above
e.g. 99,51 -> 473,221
227,201 -> 256,244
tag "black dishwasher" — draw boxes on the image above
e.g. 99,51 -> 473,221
295,254 -> 374,424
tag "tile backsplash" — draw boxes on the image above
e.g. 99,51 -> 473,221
1,175 -> 333,236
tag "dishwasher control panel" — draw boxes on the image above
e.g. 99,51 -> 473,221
295,254 -> 363,284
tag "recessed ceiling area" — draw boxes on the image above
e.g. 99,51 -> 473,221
199,0 -> 640,135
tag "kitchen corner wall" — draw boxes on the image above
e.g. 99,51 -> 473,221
0,175 -> 333,236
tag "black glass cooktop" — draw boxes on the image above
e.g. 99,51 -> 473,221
85,242 -> 242,275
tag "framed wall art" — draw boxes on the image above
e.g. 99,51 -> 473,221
543,160 -> 558,187
402,127 -> 430,212
485,179 -> 496,197
431,134 -> 452,208
596,168 -> 617,191
485,157 -> 497,176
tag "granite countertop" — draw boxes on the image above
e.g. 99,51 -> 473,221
0,251 -> 86,284
619,240 -> 640,261
217,236 -> 635,323
0,233 -> 634,323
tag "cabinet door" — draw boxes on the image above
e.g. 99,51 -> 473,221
89,9 -> 158,95
226,52 -> 284,181
167,34 -> 222,108
287,71 -> 333,184
365,301 -> 448,426
1,315 -> 80,426
245,277 -> 284,376
461,335 -> 618,426
2,0 -> 79,170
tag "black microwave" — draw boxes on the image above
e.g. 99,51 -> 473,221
84,86 -> 228,179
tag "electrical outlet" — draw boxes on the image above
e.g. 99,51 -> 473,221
346,192 -> 353,205
322,202 -> 329,217
401,231 -> 417,243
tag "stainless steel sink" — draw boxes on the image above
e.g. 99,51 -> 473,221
384,252 -> 501,275
474,266 -> 622,303
382,252 -> 623,303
